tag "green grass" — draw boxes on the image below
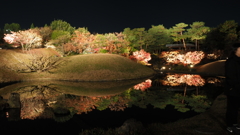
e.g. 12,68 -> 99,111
54,54 -> 149,73
50,53 -> 155,81
0,50 -> 155,82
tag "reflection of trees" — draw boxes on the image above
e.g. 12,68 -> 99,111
172,93 -> 211,113
127,89 -> 174,109
161,74 -> 205,86
21,98 -> 45,119
64,95 -> 98,114
127,88 -> 211,113
133,79 -> 152,91
124,74 -> 214,113
1,76 -> 222,121
160,74 -> 210,112
161,74 -> 205,103
2,83 -> 135,121
94,91 -> 131,112
17,85 -> 62,120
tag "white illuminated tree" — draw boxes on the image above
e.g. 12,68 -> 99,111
4,29 -> 42,51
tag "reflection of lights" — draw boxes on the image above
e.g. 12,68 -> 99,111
161,74 -> 205,86
207,77 -> 221,84
6,112 -> 9,118
190,64 -> 194,68
134,79 -> 152,91
161,66 -> 166,70
207,54 -> 219,59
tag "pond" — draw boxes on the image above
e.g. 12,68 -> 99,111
0,73 -> 225,135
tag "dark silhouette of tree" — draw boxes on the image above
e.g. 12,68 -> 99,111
203,20 -> 239,56
3,23 -> 21,34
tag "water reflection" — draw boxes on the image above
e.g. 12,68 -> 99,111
0,74 -> 225,124
0,79 -> 146,122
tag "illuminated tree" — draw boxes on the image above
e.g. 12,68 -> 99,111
129,49 -> 151,65
50,20 -> 75,34
46,30 -> 71,54
71,29 -> 95,54
183,51 -> 205,65
4,29 -> 43,51
160,50 -> 204,65
170,23 -> 188,50
187,21 -> 210,50
123,27 -> 146,51
37,26 -> 52,45
144,25 -> 173,53
93,32 -> 129,54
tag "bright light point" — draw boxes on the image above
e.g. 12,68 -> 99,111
190,65 -> 194,68
161,67 -> 166,70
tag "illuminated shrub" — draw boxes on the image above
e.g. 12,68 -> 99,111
160,51 -> 205,65
129,49 -> 151,65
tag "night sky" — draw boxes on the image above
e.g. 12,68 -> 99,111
1,0 -> 240,33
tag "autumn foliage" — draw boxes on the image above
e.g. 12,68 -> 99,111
4,29 -> 42,51
133,79 -> 152,91
160,50 -> 205,65
161,74 -> 205,86
129,49 -> 151,65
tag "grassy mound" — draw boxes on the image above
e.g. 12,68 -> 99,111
0,49 -> 154,82
196,60 -> 225,75
50,53 -> 155,81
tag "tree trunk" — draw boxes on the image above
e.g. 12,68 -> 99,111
180,32 -> 186,50
181,86 -> 187,104
182,39 -> 186,51
195,40 -> 198,50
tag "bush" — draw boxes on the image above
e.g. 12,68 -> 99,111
99,49 -> 108,53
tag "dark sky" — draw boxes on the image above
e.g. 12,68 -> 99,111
1,0 -> 240,33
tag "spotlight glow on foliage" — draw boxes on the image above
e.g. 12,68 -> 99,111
160,51 -> 205,65
129,49 -> 151,65
133,79 -> 152,91
161,74 -> 205,86
4,29 -> 43,51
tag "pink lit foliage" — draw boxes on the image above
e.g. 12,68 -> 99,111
3,32 -> 20,48
4,29 -> 42,51
161,74 -> 205,86
129,49 -> 151,65
160,51 -> 204,65
133,79 -> 152,91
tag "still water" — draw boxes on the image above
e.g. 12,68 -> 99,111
0,73 -> 225,134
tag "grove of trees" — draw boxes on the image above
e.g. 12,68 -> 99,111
1,19 -> 240,59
